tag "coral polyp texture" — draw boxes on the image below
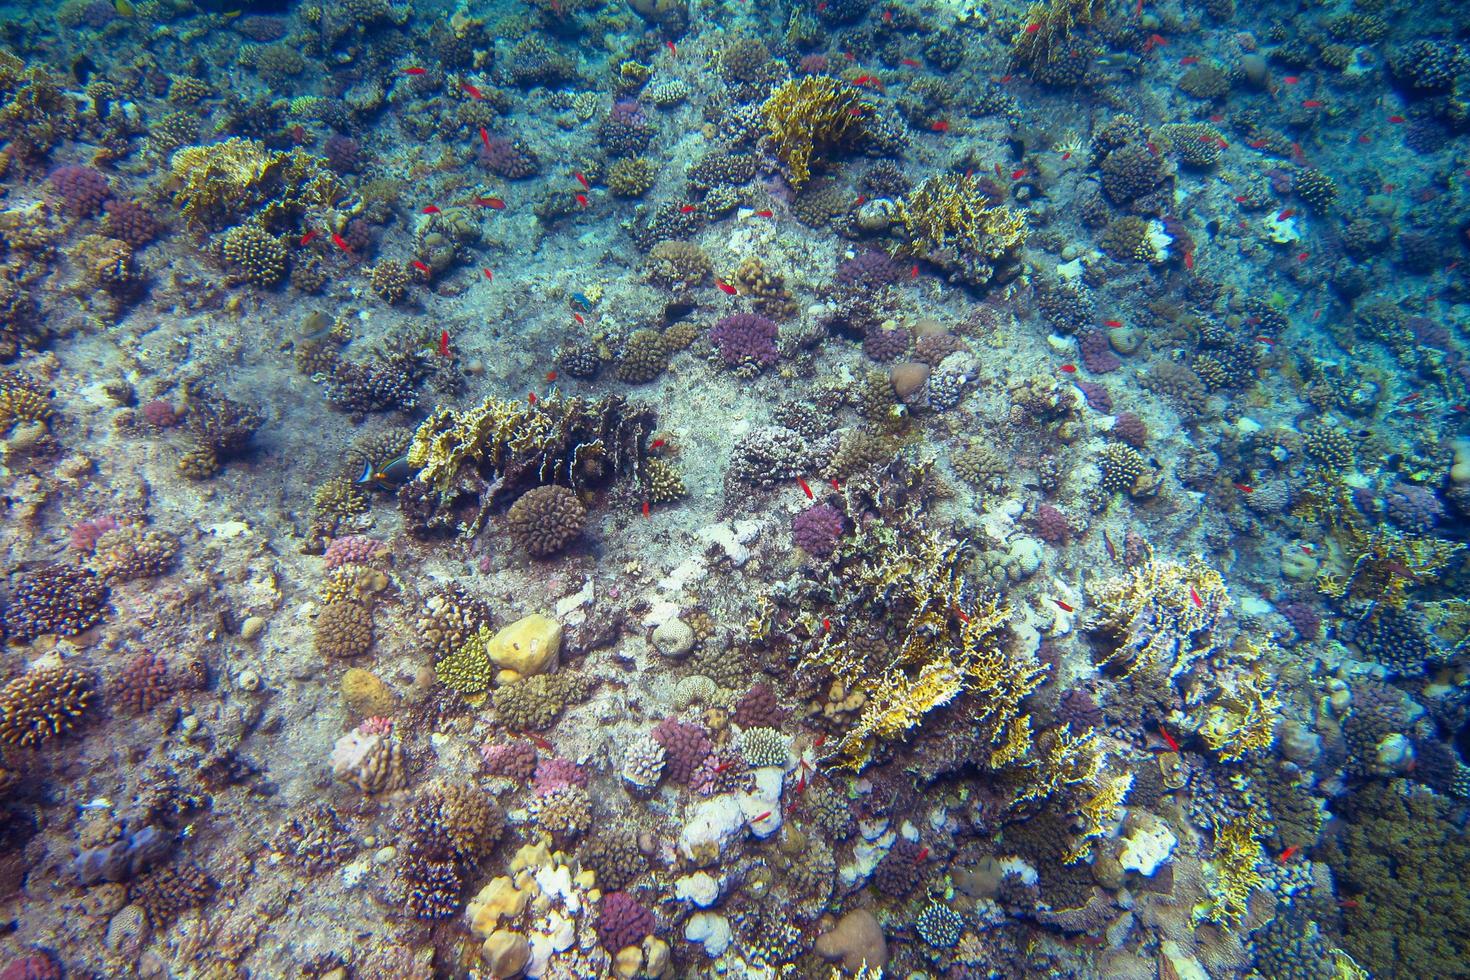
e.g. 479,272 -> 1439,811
1,0 -> 1465,975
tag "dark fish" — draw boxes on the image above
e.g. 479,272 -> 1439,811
73,55 -> 96,84
355,454 -> 414,490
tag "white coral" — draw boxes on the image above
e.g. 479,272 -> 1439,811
620,734 -> 667,792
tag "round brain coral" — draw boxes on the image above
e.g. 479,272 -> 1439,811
506,485 -> 588,557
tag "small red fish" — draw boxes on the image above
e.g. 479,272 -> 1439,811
461,82 -> 484,99
479,127 -> 490,151
546,371 -> 557,382
572,312 -> 585,325
814,734 -> 827,748
330,232 -> 351,253
1233,195 -> 1249,203
716,280 -> 736,295
754,209 -> 774,218
1255,336 -> 1274,345
1158,727 -> 1180,752
952,605 -> 970,624
829,477 -> 839,490
883,8 -> 892,21
1024,22 -> 1040,33
910,264 -> 919,278
402,67 -> 426,75
1298,251 -> 1309,262
1282,75 -> 1299,84
1102,528 -> 1117,561
1357,133 -> 1371,144
843,50 -> 855,61
439,329 -> 450,357
1339,899 -> 1360,910
751,811 -> 774,823
482,267 -> 493,281
854,194 -> 867,206
847,107 -> 865,116
665,40 -> 676,57
651,438 -> 666,449
1061,151 -> 1071,160
1147,33 -> 1167,48
1302,99 -> 1324,108
1277,208 -> 1295,220
299,229 -> 318,246
1059,363 -> 1077,373
1104,319 -> 1122,327
1247,138 -> 1267,149
1010,168 -> 1027,179
1291,141 -> 1305,160
1387,114 -> 1405,123
1189,585 -> 1203,608
1183,249 -> 1195,271
641,500 -> 650,518
1398,391 -> 1422,405
422,205 -> 441,214
574,171 -> 590,190
914,846 -> 930,863
816,1 -> 825,9
679,204 -> 696,213
1054,599 -> 1075,613
575,193 -> 588,208
931,120 -> 950,132
1234,482 -> 1254,493
527,734 -> 553,750
411,259 -> 431,275
528,392 -> 538,405
1134,0 -> 1142,14
1178,55 -> 1199,65
1279,845 -> 1299,863
901,57 -> 920,67
822,617 -> 831,631
474,197 -> 506,209
797,477 -> 813,499
793,773 -> 806,795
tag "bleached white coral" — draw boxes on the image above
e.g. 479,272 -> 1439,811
620,734 -> 667,792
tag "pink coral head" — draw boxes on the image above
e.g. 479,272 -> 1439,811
357,716 -> 394,736
69,515 -> 121,552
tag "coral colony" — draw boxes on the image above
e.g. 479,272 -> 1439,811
1,0 -> 1469,976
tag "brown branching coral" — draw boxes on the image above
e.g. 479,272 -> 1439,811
760,76 -> 871,189
0,666 -> 95,747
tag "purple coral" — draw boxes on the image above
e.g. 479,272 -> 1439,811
103,200 -> 161,248
323,535 -> 388,570
710,313 -> 780,369
862,323 -> 910,362
323,134 -> 362,174
1030,504 -> 1070,544
596,891 -> 655,952
479,137 -> 539,179
1075,380 -> 1112,413
480,740 -> 538,780
792,503 -> 845,558
533,757 -> 588,794
835,250 -> 903,288
1384,482 -> 1445,534
733,681 -> 786,729
49,165 -> 112,217
1057,688 -> 1103,732
1278,600 -> 1322,643
1077,331 -> 1121,374
651,717 -> 712,784
1112,412 -> 1148,447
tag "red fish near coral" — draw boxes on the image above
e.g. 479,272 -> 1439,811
482,268 -> 493,281
299,229 -> 317,246
679,204 -> 696,213
402,66 -> 427,75
411,259 -> 431,275
439,330 -> 450,357
574,171 -> 590,190
1189,585 -> 1204,608
797,477 -> 813,499
716,280 -> 736,295
421,205 -> 441,214
473,197 -> 506,210
754,209 -> 774,218
575,193 -> 589,208
480,127 -> 491,152
1157,727 -> 1180,752
1054,599 -> 1075,613
930,120 -> 950,132
461,82 -> 485,99
330,232 -> 352,254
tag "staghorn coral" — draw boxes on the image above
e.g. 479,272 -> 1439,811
760,76 -> 871,189
0,666 -> 94,746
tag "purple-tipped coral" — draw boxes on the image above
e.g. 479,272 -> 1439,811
835,250 -> 903,288
1078,331 -> 1121,374
479,136 -> 539,179
323,134 -> 362,174
49,165 -> 112,217
1030,504 -> 1070,544
710,313 -> 780,370
733,681 -> 786,729
1112,412 -> 1148,447
481,740 -> 538,781
1384,482 -> 1444,534
533,756 -> 588,794
103,200 -> 161,248
323,535 -> 389,570
651,717 -> 712,784
792,503 -> 845,558
1075,380 -> 1112,413
862,323 -> 910,362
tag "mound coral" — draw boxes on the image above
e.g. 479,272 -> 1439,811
506,485 -> 587,557
0,666 -> 95,746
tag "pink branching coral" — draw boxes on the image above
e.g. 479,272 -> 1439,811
323,535 -> 389,570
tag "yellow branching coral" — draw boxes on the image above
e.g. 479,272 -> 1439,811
892,174 -> 1028,261
1317,521 -> 1463,614
1064,772 -> 1133,864
409,395 -> 548,496
760,76 -> 871,189
170,138 -> 344,231
0,370 -> 50,433
1010,0 -> 1108,68
837,657 -> 965,768
1087,557 -> 1229,677
1017,724 -> 1102,803
1196,808 -> 1267,925
1199,674 -> 1280,763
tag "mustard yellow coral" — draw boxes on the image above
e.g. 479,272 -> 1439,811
1199,672 -> 1280,763
1196,808 -> 1267,925
0,371 -> 50,433
1064,772 -> 1133,864
1010,0 -> 1108,68
1087,557 -> 1229,677
169,138 -> 344,231
760,76 -> 871,190
892,173 -> 1028,261
407,395 -> 549,496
